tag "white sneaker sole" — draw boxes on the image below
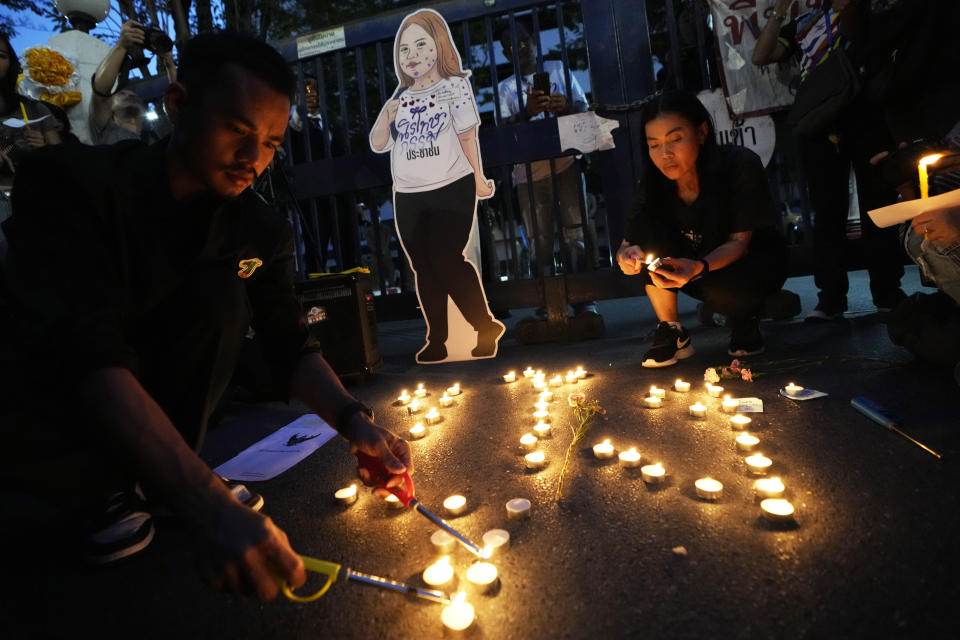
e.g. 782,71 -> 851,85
642,345 -> 694,368
87,515 -> 155,565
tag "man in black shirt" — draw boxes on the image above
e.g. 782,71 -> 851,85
0,33 -> 411,602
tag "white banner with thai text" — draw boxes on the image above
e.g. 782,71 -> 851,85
707,0 -> 806,118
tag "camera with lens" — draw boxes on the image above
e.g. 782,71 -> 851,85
137,25 -> 173,54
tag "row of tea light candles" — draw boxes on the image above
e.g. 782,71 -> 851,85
514,370 -> 797,522
396,382 -> 463,439
503,365 -> 587,385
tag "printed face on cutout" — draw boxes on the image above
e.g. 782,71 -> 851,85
645,112 -> 707,183
398,24 -> 437,80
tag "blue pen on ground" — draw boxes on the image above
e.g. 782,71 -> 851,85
850,397 -> 942,460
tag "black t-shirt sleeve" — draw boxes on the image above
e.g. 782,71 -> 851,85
243,207 -> 323,396
5,148 -> 139,379
724,146 -> 778,234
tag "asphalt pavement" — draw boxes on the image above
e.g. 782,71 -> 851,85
13,267 -> 959,639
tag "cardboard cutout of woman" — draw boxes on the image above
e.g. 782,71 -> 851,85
370,8 -> 504,364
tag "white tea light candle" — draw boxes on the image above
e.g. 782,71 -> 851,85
424,407 -> 441,424
534,400 -> 549,412
482,529 -> 510,555
439,392 -> 453,407
754,477 -> 785,499
334,484 -> 358,505
735,432 -> 759,452
506,497 -> 531,519
533,380 -> 547,391
414,383 -> 427,398
443,494 -> 467,516
783,382 -> 804,397
519,433 -> 538,451
721,395 -> 739,413
730,414 -> 752,430
641,463 -> 667,484
689,402 -> 707,418
538,389 -> 554,402
398,390 -> 412,405
384,494 -> 404,509
760,498 -> 795,523
593,439 -> 615,459
706,383 -> 724,397
441,592 -> 475,631
549,375 -> 564,387
533,409 -> 550,422
465,561 -> 499,594
565,371 -> 579,384
407,398 -> 421,414
674,379 -> 691,393
447,383 -> 461,396
503,371 -> 517,383
423,556 -> 454,588
644,396 -> 662,409
431,529 -> 457,554
524,450 -> 546,470
533,421 -> 552,438
695,477 -> 723,500
649,386 -> 666,399
745,453 -> 773,475
618,447 -> 642,467
522,367 -> 536,378
575,366 -> 587,379
408,422 -> 427,440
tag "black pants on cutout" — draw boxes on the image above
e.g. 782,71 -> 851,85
395,174 -> 495,344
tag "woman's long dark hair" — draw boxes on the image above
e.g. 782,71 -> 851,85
639,90 -> 718,200
0,33 -> 24,110
629,90 -> 718,253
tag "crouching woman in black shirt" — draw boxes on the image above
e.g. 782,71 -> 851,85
616,91 -> 787,367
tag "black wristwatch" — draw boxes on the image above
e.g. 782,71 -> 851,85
336,401 -> 374,434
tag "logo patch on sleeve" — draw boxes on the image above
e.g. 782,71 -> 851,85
237,258 -> 263,278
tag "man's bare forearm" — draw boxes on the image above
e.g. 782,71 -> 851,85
289,352 -> 362,434
81,367 -> 236,532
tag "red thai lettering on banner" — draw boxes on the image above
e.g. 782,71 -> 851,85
728,0 -> 756,10
723,12 -> 761,46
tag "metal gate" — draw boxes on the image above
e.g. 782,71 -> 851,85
271,0 -> 807,327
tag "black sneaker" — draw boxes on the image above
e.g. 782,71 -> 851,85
642,322 -> 693,368
472,320 -> 505,357
728,321 -> 765,357
84,489 -> 155,565
416,341 -> 447,363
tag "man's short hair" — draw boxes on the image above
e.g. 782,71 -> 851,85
177,32 -> 296,104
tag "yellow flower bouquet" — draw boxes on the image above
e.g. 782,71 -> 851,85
19,47 -> 82,109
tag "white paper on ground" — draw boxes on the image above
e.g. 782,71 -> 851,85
734,397 -> 763,413
780,388 -> 828,401
214,414 -> 337,481
557,112 -> 619,154
867,188 -> 960,228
